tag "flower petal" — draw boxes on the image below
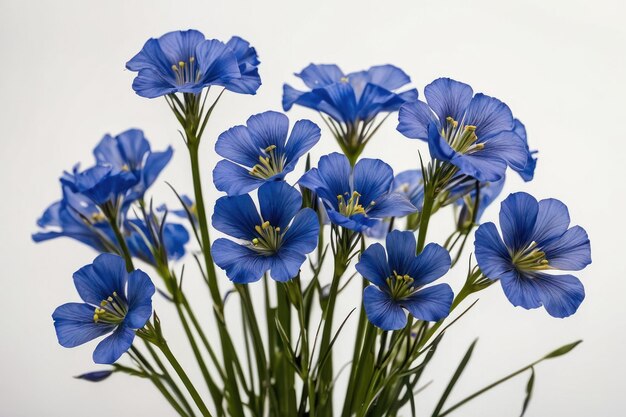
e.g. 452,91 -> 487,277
542,226 -> 592,271
474,222 -> 512,279
211,238 -> 270,283
424,78 -> 473,124
73,254 -> 128,306
499,192 -> 539,251
299,153 -> 351,206
269,248 -> 306,282
125,270 -> 155,329
401,284 -> 453,322
397,100 -> 435,141
258,182 -> 302,230
212,194 -> 261,240
284,119 -> 321,163
385,230 -> 417,275
366,192 -> 417,218
93,326 -> 135,364
362,64 -> 412,91
52,303 -> 114,348
356,243 -> 391,288
246,111 -> 290,152
353,158 -> 394,206
410,243 -> 451,287
213,159 -> 265,196
215,124 -> 262,167
363,285 -> 407,331
194,39 -> 241,85
282,208 -> 320,254
531,198 -> 571,245
463,93 -> 514,139
297,64 -> 345,88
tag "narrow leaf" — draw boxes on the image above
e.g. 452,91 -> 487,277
520,367 -> 535,417
432,339 -> 478,417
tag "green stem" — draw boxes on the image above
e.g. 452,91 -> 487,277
159,341 -> 214,417
108,210 -> 135,271
416,184 -> 435,254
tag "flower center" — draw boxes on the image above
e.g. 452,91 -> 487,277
249,145 -> 287,179
386,271 -> 416,299
337,191 -> 374,217
171,57 -> 201,86
511,241 -> 551,271
442,117 -> 484,154
93,291 -> 128,325
90,212 -> 107,223
250,220 -> 284,255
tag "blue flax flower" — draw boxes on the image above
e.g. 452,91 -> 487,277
474,192 -> 591,318
93,129 -> 173,202
397,78 -> 532,182
283,64 -> 417,125
213,111 -> 320,195
52,254 -> 155,364
392,170 -> 424,212
450,177 -> 505,229
299,153 -> 416,237
61,164 -> 138,208
33,186 -> 116,251
126,29 -> 261,98
356,230 -> 453,330
211,181 -> 319,283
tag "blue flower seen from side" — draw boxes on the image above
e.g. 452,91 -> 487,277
52,254 -> 155,364
93,129 -> 173,203
474,192 -> 591,318
299,153 -> 416,237
283,64 -> 417,125
213,111 -> 320,195
356,230 -> 453,330
126,29 -> 261,98
397,78 -> 532,182
126,218 -> 190,266
392,170 -> 424,212
61,164 -> 138,207
211,181 -> 319,283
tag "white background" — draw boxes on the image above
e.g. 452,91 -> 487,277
1,0 -> 624,416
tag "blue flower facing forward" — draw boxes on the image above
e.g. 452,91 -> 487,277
93,129 -> 173,202
474,192 -> 591,318
213,111 -> 320,195
211,181 -> 319,283
356,231 -> 453,330
299,153 -> 416,237
283,64 -> 417,162
397,78 -> 534,182
52,254 -> 155,364
126,29 -> 261,98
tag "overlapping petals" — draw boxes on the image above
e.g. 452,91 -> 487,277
299,153 -> 416,237
213,111 -> 320,195
52,254 -> 155,364
474,192 -> 591,317
356,230 -> 453,330
211,181 -> 319,283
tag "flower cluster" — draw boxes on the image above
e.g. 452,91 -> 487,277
34,28 -> 593,417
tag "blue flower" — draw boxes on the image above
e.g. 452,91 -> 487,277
283,64 -> 417,125
392,170 -> 424,211
299,153 -> 416,237
397,78 -> 532,182
126,218 -> 190,266
93,129 -> 173,202
61,164 -> 138,207
356,230 -> 453,330
33,186 -> 116,251
52,254 -> 155,364
450,177 -> 505,229
211,181 -> 319,283
158,194 -> 197,224
126,30 -> 260,98
213,111 -> 321,195
474,192 -> 591,318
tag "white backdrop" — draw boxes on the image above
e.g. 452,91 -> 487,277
1,0 -> 624,416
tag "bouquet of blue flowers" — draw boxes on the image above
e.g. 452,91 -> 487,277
34,29 -> 592,417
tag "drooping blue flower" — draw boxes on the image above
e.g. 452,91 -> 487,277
157,194 -> 197,224
52,254 -> 155,364
126,30 -> 260,98
126,218 -> 190,266
33,186 -> 116,251
283,64 -> 417,125
211,181 -> 319,283
61,164 -> 138,208
356,230 -> 453,330
93,129 -> 173,202
450,177 -> 505,229
392,170 -> 424,211
299,153 -> 416,237
474,192 -> 591,318
397,78 -> 532,182
75,370 -> 114,382
213,111 -> 321,195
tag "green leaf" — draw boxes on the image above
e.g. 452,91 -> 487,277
520,367 -> 535,417
431,339 -> 478,417
542,340 -> 582,360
